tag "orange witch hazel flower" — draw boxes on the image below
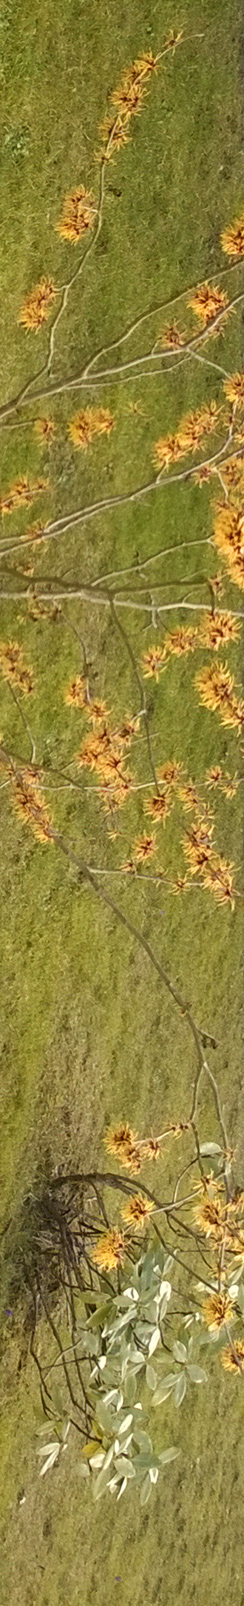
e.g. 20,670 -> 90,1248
221,212 -> 244,258
178,779 -> 200,812
203,855 -> 236,910
199,610 -> 240,650
222,1340 -> 244,1372
164,625 -> 198,658
203,1292 -> 235,1331
101,113 -> 131,161
206,765 -> 223,787
224,372 -> 244,407
100,50 -> 159,161
64,675 -> 89,710
183,818 -> 213,879
130,49 -> 160,76
195,661 -> 244,732
121,1194 -> 154,1232
34,417 -> 56,444
158,760 -> 182,787
194,1195 -> 224,1239
0,641 -> 34,696
133,831 -> 157,862
177,401 -> 219,454
68,407 -> 114,449
111,75 -> 145,120
56,185 -> 97,243
18,278 -> 57,331
21,520 -> 45,545
141,644 -> 166,679
153,432 -> 184,473
92,1229 -> 126,1271
153,402 -> 219,473
104,1122 -> 161,1171
222,773 -> 240,800
213,503 -> 244,591
145,791 -> 171,825
173,874 -> 190,894
220,457 -> 244,493
8,765 -> 53,844
104,1123 -> 141,1171
161,322 -> 186,349
188,282 -> 228,326
86,698 -> 111,725
0,476 -> 48,517
104,1122 -> 137,1160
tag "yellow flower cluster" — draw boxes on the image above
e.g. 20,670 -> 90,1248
8,765 -> 53,844
224,371 -> 244,407
195,661 -> 244,732
34,417 -> 56,444
203,1292 -> 234,1331
145,791 -> 172,825
56,185 -> 97,243
194,1187 -> 244,1251
207,768 -> 239,801
161,322 -> 186,349
68,407 -> 114,450
18,278 -> 56,331
100,49 -> 159,161
188,282 -> 228,327
0,641 -> 34,696
199,610 -> 240,650
222,1340 -> 244,1373
121,1194 -> 154,1231
153,402 -> 219,473
64,675 -> 89,711
221,212 -> 244,258
213,502 -> 244,590
0,476 -> 48,517
164,625 -> 198,659
183,814 -> 236,908
142,628 -> 198,678
104,1123 -> 161,1172
74,704 -> 140,819
93,1228 -> 126,1271
132,831 -> 157,863
141,645 -> 166,680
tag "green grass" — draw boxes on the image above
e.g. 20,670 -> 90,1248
0,1 -> 244,1602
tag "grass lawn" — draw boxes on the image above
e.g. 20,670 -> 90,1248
0,1 -> 244,1602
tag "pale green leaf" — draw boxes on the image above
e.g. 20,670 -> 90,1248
200,1142 -> 222,1157
174,1372 -> 186,1407
37,1442 -> 59,1457
90,1452 -> 105,1470
134,1451 -> 160,1471
152,1375 -> 176,1406
140,1474 -> 152,1506
117,1476 -> 127,1500
118,1413 -> 133,1436
133,1428 -> 152,1454
159,1280 -> 171,1303
148,1327 -> 161,1357
146,1364 -> 157,1391
187,1364 -> 207,1384
39,1448 -> 59,1476
114,1456 -> 135,1478
124,1373 -> 137,1405
173,1341 -> 187,1364
159,1446 -> 179,1466
95,1401 -> 113,1434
